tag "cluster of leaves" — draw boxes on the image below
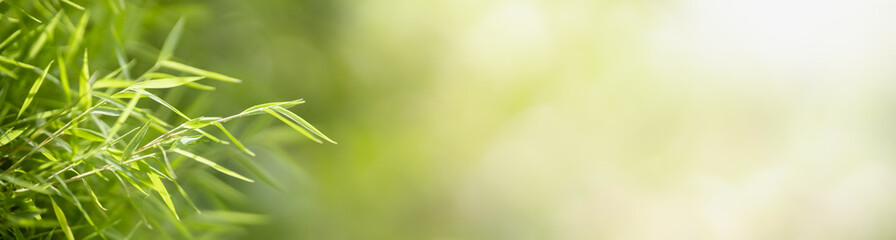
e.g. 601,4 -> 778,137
0,0 -> 334,239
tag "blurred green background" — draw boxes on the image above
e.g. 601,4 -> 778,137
142,0 -> 896,239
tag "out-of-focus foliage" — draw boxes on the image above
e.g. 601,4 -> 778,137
0,0 -> 332,239
175,0 -> 896,239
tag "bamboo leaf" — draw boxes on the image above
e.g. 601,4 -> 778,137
173,181 -> 200,214
129,88 -> 190,120
214,122 -> 254,156
27,12 -> 64,60
160,60 -> 241,83
172,149 -> 254,182
122,122 -> 152,162
92,78 -> 133,89
240,99 -> 304,115
263,108 -> 322,143
17,60 -> 54,119
158,18 -> 185,63
0,55 -> 37,69
272,106 -> 336,144
182,117 -> 221,129
0,128 -> 24,146
65,11 -> 89,61
80,178 -> 106,211
138,161 -> 180,221
79,50 -> 91,108
60,0 -> 86,10
50,198 -> 75,240
129,77 -> 204,89
0,175 -> 50,194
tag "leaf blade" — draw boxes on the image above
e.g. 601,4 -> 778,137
50,198 -> 75,240
214,122 -> 254,156
172,149 -> 254,182
17,61 -> 54,119
160,60 -> 241,83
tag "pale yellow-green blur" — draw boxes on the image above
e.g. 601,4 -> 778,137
180,0 -> 896,239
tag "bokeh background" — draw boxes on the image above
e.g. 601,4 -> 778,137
149,0 -> 896,239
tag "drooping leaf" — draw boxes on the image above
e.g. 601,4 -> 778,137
160,60 -> 241,83
17,61 -> 54,119
129,77 -> 204,89
214,122 -> 254,156
172,149 -> 254,182
272,106 -> 336,144
263,108 -> 322,143
50,198 -> 75,240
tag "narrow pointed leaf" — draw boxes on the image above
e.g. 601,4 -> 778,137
129,77 -> 204,89
122,122 -> 152,162
263,108 -> 322,143
160,60 -> 241,83
158,18 -> 185,63
50,198 -> 74,240
18,61 -> 54,119
92,78 -> 133,89
172,149 -> 254,182
143,163 -> 179,220
173,181 -> 200,213
214,122 -> 254,156
80,178 -> 106,211
0,128 -> 24,146
130,88 -> 190,119
60,0 -> 85,10
273,106 -> 336,144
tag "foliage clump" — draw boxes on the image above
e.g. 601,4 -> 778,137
0,0 -> 333,238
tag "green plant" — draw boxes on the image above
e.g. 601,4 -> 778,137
0,0 -> 334,238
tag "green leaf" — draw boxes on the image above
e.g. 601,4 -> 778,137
27,12 -> 64,60
160,60 -> 241,83
92,78 -> 133,89
60,0 -> 85,10
240,99 -> 304,115
183,81 -> 216,91
130,88 -> 190,120
108,90 -> 142,138
65,12 -> 89,61
50,198 -> 74,240
172,149 -> 254,182
122,122 -> 152,162
193,128 -> 225,143
214,122 -> 254,156
263,108 -> 322,143
229,149 -> 282,191
79,50 -> 91,108
0,128 -> 23,146
69,129 -> 105,142
0,64 -> 17,79
17,60 -> 54,119
182,117 -> 221,129
129,77 -> 204,89
158,18 -> 185,63
0,55 -> 37,69
51,175 -> 96,228
146,167 -> 179,220
0,175 -> 50,194
80,178 -> 106,211
272,106 -> 336,144
0,30 -> 22,51
173,181 -> 200,214
56,53 -> 71,99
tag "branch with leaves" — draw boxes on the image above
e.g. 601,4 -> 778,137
0,1 -> 333,239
